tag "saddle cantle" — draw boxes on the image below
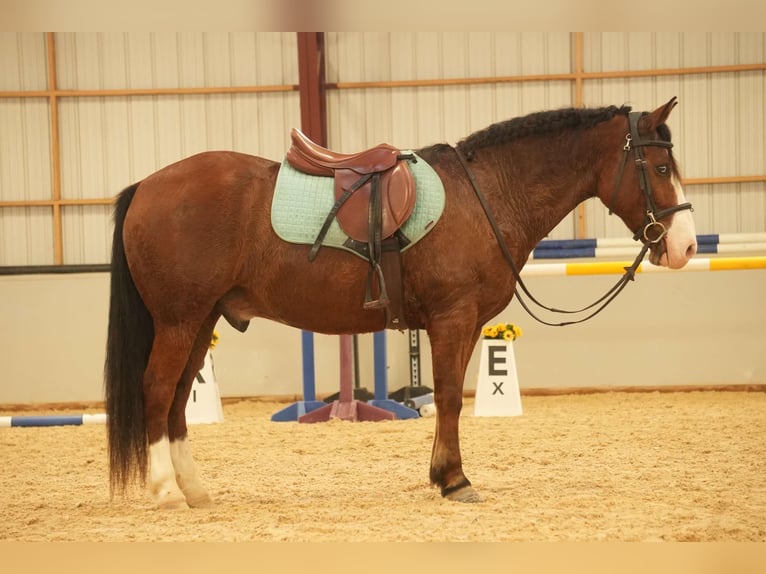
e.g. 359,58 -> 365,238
285,128 -> 418,329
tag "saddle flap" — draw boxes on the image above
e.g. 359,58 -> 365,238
335,162 -> 416,243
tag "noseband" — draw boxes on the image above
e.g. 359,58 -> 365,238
456,111 -> 694,327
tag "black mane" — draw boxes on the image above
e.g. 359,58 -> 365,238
457,105 -> 632,159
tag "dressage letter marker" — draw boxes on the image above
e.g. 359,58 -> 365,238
473,340 -> 523,417
185,351 -> 224,424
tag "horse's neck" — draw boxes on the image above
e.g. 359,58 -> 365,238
482,143 -> 598,248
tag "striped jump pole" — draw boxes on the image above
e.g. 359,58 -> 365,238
532,233 -> 766,260
0,413 -> 106,428
521,256 -> 766,277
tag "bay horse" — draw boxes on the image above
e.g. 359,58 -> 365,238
105,98 -> 697,509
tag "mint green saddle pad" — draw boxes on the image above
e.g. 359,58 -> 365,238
271,152 -> 445,259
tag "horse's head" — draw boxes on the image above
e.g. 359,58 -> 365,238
599,97 -> 697,269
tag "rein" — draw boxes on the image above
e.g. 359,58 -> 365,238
454,111 -> 693,327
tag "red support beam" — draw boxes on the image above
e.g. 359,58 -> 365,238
294,33 -> 393,423
296,32 -> 327,145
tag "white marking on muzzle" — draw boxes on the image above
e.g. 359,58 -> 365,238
662,175 -> 697,269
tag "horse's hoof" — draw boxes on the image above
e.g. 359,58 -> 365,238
444,485 -> 483,503
185,492 -> 213,508
157,497 -> 187,510
155,490 -> 188,510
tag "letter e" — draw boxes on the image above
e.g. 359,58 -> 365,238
488,345 -> 508,376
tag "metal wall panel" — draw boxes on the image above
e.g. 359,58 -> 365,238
326,32 -> 574,148
0,207 -> 54,266
0,33 -> 47,91
0,34 -> 54,265
326,32 -> 575,239
689,183 -> 766,235
585,33 -> 766,70
582,32 -> 766,238
583,72 -> 765,237
58,90 -> 300,262
327,31 -> 764,241
328,82 -> 573,149
0,99 -> 52,202
2,33 -> 764,264
325,32 -> 572,83
62,205 -> 112,264
49,33 -> 301,264
55,33 -> 299,89
58,92 -> 300,201
738,183 -> 766,232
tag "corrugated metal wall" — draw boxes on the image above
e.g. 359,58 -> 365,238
582,32 -> 766,238
1,32 -> 301,265
0,33 -> 53,264
324,32 -> 573,145
56,33 -> 300,264
324,32 -> 576,238
0,32 -> 764,265
324,32 -> 766,242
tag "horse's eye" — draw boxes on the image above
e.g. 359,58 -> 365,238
655,164 -> 670,176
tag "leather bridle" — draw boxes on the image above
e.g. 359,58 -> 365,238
609,111 -> 693,244
455,110 -> 694,327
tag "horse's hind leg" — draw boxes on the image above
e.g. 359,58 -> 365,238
166,312 -> 221,508
143,323 -> 199,509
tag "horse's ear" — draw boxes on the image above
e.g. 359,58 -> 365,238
640,97 -> 678,133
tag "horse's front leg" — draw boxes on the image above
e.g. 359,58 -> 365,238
426,316 -> 483,503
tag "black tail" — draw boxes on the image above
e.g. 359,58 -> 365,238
104,182 -> 153,496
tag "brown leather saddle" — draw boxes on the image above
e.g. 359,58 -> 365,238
286,128 -> 417,329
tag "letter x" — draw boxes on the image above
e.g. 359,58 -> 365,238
492,382 -> 504,395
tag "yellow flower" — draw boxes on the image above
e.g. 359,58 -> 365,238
210,330 -> 220,350
482,322 -> 523,340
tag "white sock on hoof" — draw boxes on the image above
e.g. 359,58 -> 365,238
170,437 -> 211,506
149,436 -> 185,507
